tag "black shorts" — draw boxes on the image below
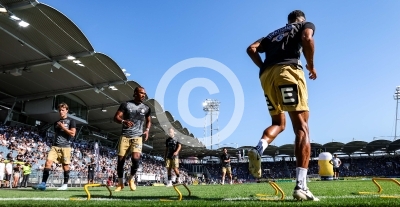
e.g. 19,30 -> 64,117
88,172 -> 95,180
5,174 -> 11,181
333,167 -> 340,173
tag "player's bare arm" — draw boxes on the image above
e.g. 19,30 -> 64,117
164,147 -> 168,160
301,28 -> 317,80
246,41 -> 263,69
173,143 -> 181,156
58,123 -> 76,137
114,110 -> 134,127
143,115 -> 151,141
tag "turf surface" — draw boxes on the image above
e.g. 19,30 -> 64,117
0,179 -> 399,206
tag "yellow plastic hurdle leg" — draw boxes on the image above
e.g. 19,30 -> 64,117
256,181 -> 285,201
83,183 -> 112,200
358,178 -> 400,198
172,183 -> 191,201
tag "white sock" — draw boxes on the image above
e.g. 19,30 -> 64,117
296,167 -> 308,190
256,139 -> 268,155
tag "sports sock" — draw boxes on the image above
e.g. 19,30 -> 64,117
295,167 -> 308,190
63,170 -> 70,184
118,178 -> 123,186
42,168 -> 51,183
255,139 -> 268,155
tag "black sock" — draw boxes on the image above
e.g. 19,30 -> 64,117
131,158 -> 139,176
42,168 -> 51,183
117,158 -> 125,178
63,170 -> 70,184
168,175 -> 171,180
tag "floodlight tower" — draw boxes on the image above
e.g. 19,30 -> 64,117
394,86 -> 400,141
203,99 -> 220,150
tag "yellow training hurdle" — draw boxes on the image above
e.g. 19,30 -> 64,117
160,183 -> 192,201
358,178 -> 400,198
255,181 -> 285,200
83,183 -> 112,200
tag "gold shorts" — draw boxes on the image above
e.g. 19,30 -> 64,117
117,136 -> 142,156
222,167 -> 231,174
165,158 -> 179,169
260,64 -> 309,115
47,146 -> 71,165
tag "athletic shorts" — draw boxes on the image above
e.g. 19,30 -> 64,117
5,174 -> 11,181
222,166 -> 232,174
165,158 -> 179,169
333,167 -> 340,173
117,136 -> 142,156
47,146 -> 71,165
88,172 -> 95,180
260,64 -> 309,116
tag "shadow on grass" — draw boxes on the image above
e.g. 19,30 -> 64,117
70,194 -> 298,203
70,194 -> 206,201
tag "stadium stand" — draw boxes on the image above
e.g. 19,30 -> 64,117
0,0 -> 398,188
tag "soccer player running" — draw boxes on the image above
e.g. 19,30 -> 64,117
164,127 -> 182,187
33,103 -> 76,191
113,87 -> 151,192
329,154 -> 341,180
246,10 -> 319,201
220,148 -> 233,185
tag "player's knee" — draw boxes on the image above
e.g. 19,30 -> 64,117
45,160 -> 52,168
131,158 -> 140,171
294,122 -> 308,137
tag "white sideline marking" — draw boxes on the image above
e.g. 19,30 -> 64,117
0,194 -> 398,202
222,194 -> 390,201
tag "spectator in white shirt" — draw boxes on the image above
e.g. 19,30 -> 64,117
329,154 -> 341,180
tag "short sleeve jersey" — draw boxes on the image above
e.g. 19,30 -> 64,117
165,137 -> 181,159
118,101 -> 151,137
256,21 -> 315,76
331,157 -> 341,168
220,153 -> 231,167
53,117 -> 76,147
88,163 -> 95,172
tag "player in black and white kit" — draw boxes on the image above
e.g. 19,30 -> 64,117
33,102 -> 76,191
113,86 -> 151,192
164,127 -> 181,187
87,157 -> 96,184
246,10 -> 318,201
220,148 -> 232,185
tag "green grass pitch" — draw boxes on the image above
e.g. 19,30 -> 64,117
0,180 -> 399,206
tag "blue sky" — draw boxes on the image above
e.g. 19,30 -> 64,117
41,0 -> 400,149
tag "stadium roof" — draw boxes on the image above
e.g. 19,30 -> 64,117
323,142 -> 345,154
0,0 -> 205,155
0,0 -> 399,160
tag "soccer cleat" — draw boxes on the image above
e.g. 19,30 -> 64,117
248,148 -> 261,178
32,182 -> 46,191
293,188 -> 320,201
114,184 -> 124,192
128,179 -> 136,191
166,181 -> 173,187
57,184 -> 68,191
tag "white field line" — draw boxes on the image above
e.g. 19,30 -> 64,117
223,194 -> 400,201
